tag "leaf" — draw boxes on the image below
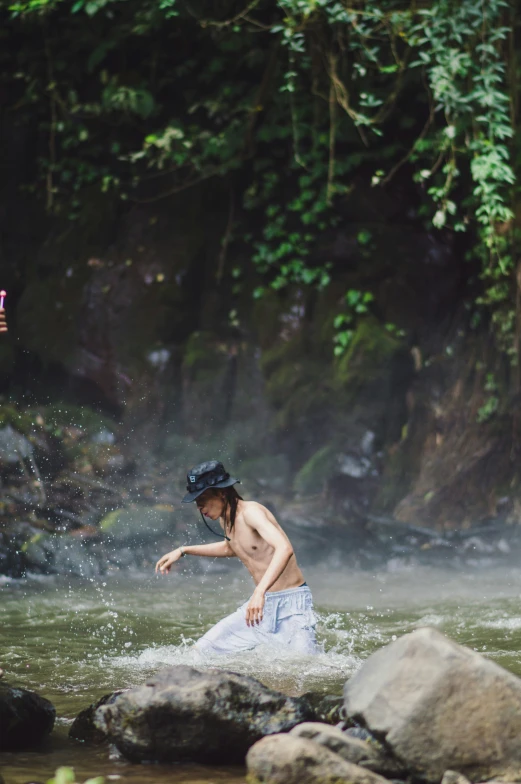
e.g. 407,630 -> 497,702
432,210 -> 446,229
52,768 -> 76,784
87,40 -> 117,73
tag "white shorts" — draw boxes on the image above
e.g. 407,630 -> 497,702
194,584 -> 319,656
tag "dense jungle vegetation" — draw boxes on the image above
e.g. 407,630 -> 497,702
2,0 -> 519,350
1,0 -> 521,534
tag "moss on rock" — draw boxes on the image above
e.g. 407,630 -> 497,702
293,446 -> 337,496
333,317 -> 402,397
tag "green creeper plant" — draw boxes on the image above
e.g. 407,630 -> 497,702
1,0 -> 519,359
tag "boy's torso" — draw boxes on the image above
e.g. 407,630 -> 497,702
225,500 -> 305,592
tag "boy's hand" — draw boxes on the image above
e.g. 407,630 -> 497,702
245,589 -> 265,626
155,549 -> 183,575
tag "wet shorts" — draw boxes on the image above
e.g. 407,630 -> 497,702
194,584 -> 319,656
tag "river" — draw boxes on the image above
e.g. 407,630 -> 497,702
2,558 -> 521,783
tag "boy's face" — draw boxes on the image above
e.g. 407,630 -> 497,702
196,489 -> 224,520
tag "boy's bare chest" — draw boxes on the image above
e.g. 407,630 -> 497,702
229,521 -> 271,560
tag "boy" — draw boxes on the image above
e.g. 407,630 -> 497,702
155,460 -> 319,656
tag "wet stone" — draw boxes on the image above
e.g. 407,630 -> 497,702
290,722 -> 405,778
246,733 -> 393,784
0,682 -> 55,750
300,692 -> 345,725
94,665 -> 315,764
69,690 -> 127,744
344,627 -> 521,783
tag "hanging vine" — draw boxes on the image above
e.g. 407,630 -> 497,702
2,0 -> 519,357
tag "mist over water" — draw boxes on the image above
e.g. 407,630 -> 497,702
3,558 -> 521,782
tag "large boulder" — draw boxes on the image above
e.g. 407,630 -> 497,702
0,682 -> 55,750
94,665 -> 315,763
246,733 -> 392,784
290,723 -> 404,777
344,626 -> 521,782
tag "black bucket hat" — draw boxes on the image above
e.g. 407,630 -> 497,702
182,460 -> 240,503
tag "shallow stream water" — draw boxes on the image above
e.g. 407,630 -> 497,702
3,558 -> 521,783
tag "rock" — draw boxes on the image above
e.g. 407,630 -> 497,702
0,682 -> 55,750
300,692 -> 345,725
345,727 -> 374,741
441,771 -> 472,784
21,532 -> 105,578
290,723 -> 404,777
99,504 -> 176,543
69,690 -> 126,743
94,665 -> 315,763
0,523 -> 43,578
246,733 -> 392,784
344,626 -> 521,783
0,424 -> 33,463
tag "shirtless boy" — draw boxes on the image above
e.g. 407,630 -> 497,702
155,460 -> 319,656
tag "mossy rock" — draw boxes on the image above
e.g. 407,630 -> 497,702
99,504 -> 176,542
333,317 -> 402,396
293,446 -> 337,496
261,335 -> 334,432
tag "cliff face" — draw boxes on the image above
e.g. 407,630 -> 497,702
2,132 -> 517,533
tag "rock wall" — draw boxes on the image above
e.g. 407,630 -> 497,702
1,131 -> 519,532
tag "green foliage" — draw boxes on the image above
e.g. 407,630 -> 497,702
477,373 -> 500,423
0,402 -> 34,434
1,0 -> 519,356
47,767 -> 104,784
333,290 -> 375,356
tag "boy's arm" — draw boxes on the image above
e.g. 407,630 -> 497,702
155,540 -> 235,574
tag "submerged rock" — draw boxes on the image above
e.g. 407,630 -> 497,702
344,626 -> 521,783
0,682 -> 55,750
290,722 -> 404,777
69,690 -> 126,743
246,733 -> 392,784
94,665 -> 315,763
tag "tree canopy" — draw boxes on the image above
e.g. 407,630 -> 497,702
1,0 -> 519,357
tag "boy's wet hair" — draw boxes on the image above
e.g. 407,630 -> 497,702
206,486 -> 243,533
